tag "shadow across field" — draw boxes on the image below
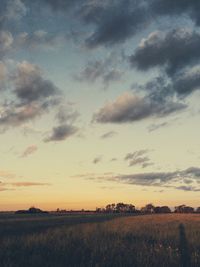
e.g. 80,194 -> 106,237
179,223 -> 191,267
0,213 -> 124,238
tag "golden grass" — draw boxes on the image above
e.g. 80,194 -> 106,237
1,214 -> 200,267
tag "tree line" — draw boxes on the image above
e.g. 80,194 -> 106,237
96,203 -> 200,214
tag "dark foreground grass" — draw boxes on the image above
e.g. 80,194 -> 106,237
0,214 -> 200,267
0,212 -> 120,238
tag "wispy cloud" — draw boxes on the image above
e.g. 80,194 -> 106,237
101,131 -> 117,139
93,156 -> 102,164
148,122 -> 169,132
9,182 -> 50,187
0,170 -> 16,179
124,149 -> 153,168
74,167 -> 200,192
21,145 -> 38,158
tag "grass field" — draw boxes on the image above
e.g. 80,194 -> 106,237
0,213 -> 200,267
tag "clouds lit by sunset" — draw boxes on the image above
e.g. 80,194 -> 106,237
0,0 -> 200,210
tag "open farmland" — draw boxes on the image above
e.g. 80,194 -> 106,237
0,213 -> 200,267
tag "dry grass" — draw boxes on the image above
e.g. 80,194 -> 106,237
1,213 -> 200,267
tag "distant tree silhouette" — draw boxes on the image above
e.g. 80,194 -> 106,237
196,207 -> 200,213
115,203 -> 135,213
96,202 -> 196,214
15,207 -> 48,214
175,205 -> 194,214
154,206 -> 171,213
96,203 -> 136,213
128,204 -> 136,213
106,203 -> 116,213
95,207 -> 103,213
141,203 -> 155,213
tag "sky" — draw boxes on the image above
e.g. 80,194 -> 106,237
0,0 -> 200,211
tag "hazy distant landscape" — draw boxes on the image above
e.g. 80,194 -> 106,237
1,212 -> 200,267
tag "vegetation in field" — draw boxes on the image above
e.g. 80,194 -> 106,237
1,214 -> 200,267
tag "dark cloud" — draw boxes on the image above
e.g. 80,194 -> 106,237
0,61 -> 62,131
0,0 -> 27,28
35,0 -> 200,49
174,185 -> 200,192
124,149 -> 149,160
24,0 -> 200,51
44,124 -> 78,142
130,29 -> 200,75
132,65 -> 200,117
129,157 -> 152,168
173,67 -> 200,96
151,0 -> 200,26
115,172 -> 178,186
40,0 -> 81,12
44,103 -> 80,143
125,150 -> 153,168
18,0 -> 200,51
0,59 -> 79,141
14,61 -> 59,103
183,167 -> 200,178
101,131 -> 117,139
139,76 -> 171,100
42,100 -> 79,143
113,167 -> 200,189
33,1 -> 149,48
84,1 -> 148,48
76,166 -> 200,192
93,92 -> 186,124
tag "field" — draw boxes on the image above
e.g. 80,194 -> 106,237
0,213 -> 200,267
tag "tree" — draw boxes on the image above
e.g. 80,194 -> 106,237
175,205 -> 194,213
106,203 -> 116,213
116,203 -> 127,212
154,206 -> 171,213
104,203 -> 136,213
196,207 -> 200,213
141,203 -> 155,213
128,204 -> 136,213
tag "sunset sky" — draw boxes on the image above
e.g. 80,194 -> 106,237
0,0 -> 200,211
